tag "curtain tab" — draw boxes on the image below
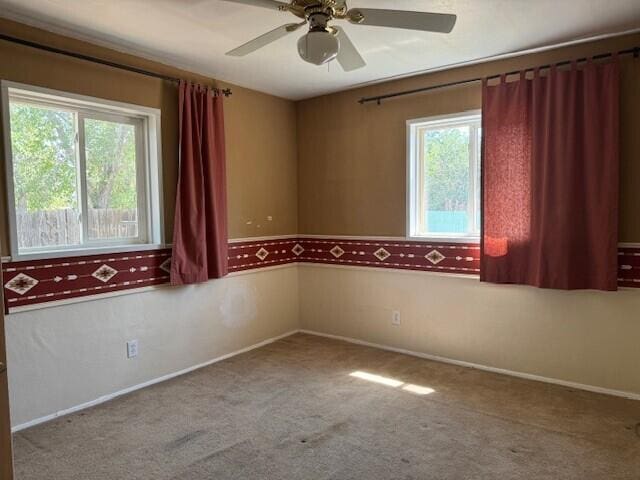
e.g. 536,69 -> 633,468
519,70 -> 526,81
499,73 -> 506,84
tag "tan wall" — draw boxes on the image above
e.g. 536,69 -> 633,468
296,32 -> 640,397
8,265 -> 299,427
0,17 -> 298,255
0,18 -> 301,428
297,33 -> 640,241
2,16 -> 640,426
299,265 -> 640,396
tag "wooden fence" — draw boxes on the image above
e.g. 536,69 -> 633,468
16,208 -> 138,248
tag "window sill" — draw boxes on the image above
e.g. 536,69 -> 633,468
7,243 -> 170,262
407,235 -> 480,244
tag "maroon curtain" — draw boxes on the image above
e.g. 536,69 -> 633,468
170,81 -> 228,285
481,60 -> 619,290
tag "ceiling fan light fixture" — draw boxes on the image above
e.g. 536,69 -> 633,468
297,30 -> 339,66
222,0 -> 457,72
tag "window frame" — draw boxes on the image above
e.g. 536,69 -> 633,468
406,110 -> 482,243
1,80 -> 165,260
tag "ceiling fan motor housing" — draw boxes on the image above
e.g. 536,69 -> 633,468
289,0 -> 347,20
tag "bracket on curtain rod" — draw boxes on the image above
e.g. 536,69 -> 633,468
0,31 -> 233,97
358,45 -> 639,105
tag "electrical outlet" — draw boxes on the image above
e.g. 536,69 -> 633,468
391,310 -> 401,326
126,340 -> 139,359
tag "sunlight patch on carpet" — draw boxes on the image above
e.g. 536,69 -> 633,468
349,371 -> 435,395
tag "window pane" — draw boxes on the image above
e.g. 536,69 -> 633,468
423,126 -> 470,234
10,102 -> 80,250
84,118 -> 140,240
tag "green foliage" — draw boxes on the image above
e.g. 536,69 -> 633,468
424,126 -> 470,212
10,103 -> 77,211
9,102 -> 138,212
85,118 -> 137,210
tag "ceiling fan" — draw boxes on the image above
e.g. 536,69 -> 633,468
222,0 -> 456,71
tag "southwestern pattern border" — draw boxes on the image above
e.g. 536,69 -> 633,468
290,238 -> 480,275
2,238 -> 639,311
2,249 -> 172,310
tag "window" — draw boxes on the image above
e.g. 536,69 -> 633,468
407,111 -> 481,241
2,81 -> 163,259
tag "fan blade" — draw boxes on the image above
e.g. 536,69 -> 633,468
347,8 -> 456,33
219,0 -> 289,11
226,23 -> 304,56
333,27 -> 365,72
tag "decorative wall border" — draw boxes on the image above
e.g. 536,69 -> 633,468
618,246 -> 640,288
3,237 -> 640,311
2,249 -> 172,310
228,238 -> 300,273
293,237 -> 480,275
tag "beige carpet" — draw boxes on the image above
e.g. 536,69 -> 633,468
13,333 -> 640,479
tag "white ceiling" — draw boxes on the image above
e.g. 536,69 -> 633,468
1,0 -> 640,100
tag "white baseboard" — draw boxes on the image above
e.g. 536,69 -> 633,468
299,329 -> 640,402
13,327 -> 639,432
11,329 -> 300,433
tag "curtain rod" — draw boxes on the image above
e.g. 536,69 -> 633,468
0,32 -> 233,97
358,46 -> 639,105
